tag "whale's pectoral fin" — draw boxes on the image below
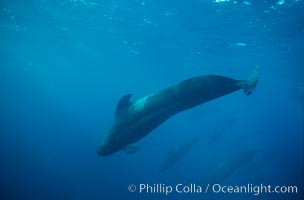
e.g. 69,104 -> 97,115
115,93 -> 133,118
123,145 -> 140,154
239,64 -> 259,96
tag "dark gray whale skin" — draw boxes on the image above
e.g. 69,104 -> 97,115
97,73 -> 258,157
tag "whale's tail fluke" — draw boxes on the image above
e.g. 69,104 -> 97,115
240,64 -> 259,96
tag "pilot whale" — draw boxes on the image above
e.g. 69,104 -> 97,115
97,66 -> 259,156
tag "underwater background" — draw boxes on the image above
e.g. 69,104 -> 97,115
1,0 -> 303,199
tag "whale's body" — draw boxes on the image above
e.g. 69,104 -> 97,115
97,70 -> 258,156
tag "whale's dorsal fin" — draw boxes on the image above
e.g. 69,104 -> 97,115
115,94 -> 133,118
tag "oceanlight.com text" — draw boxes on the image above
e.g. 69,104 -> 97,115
128,183 -> 298,196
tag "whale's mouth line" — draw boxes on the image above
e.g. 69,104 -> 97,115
97,142 -> 118,156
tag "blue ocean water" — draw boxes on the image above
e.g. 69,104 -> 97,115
0,0 -> 303,199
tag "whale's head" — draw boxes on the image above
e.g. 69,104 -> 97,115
96,140 -> 119,156
96,123 -> 133,157
96,128 -> 122,156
